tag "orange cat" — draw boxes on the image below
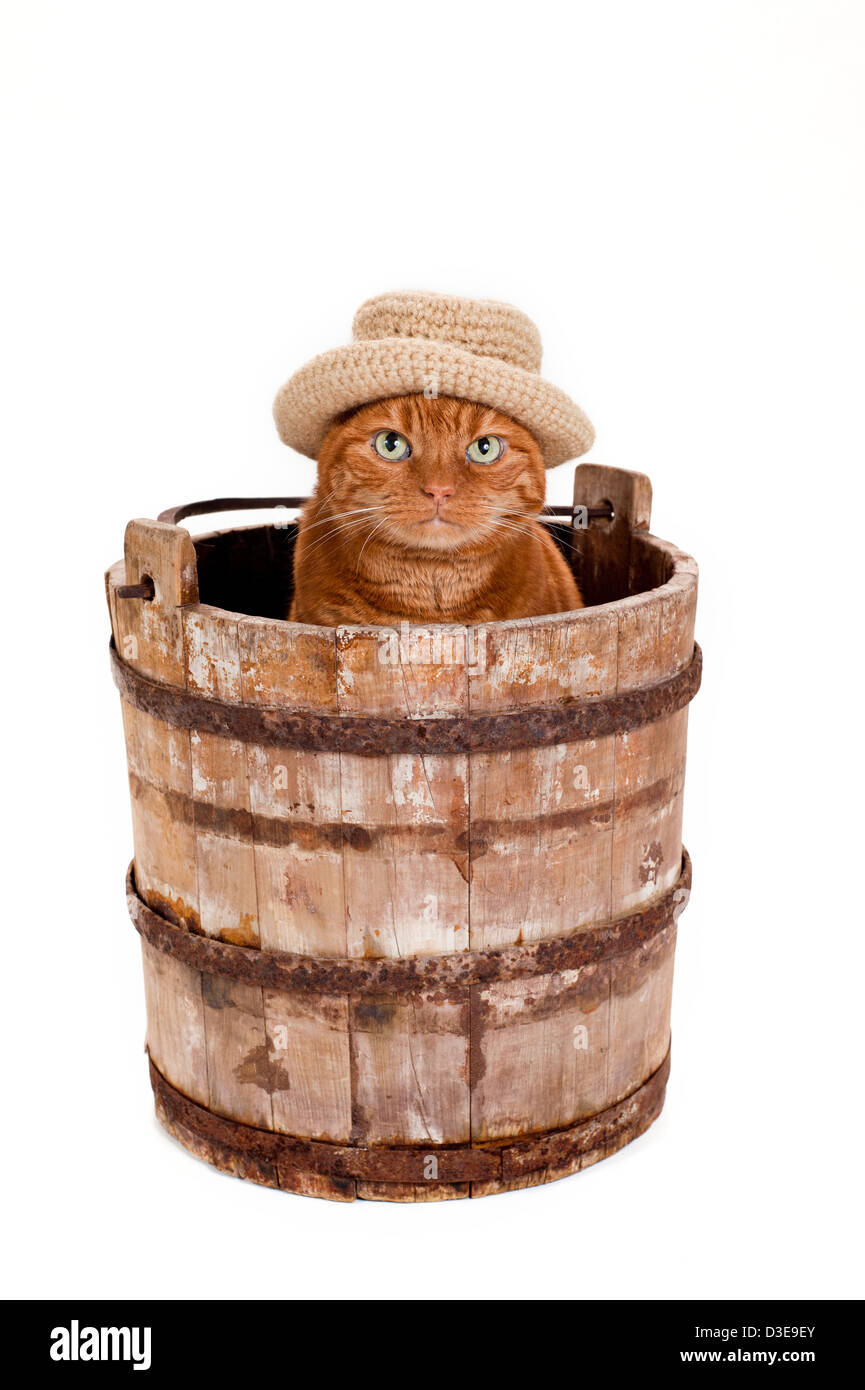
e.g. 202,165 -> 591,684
290,394 -> 583,625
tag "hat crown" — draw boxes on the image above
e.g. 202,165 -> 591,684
352,291 -> 543,374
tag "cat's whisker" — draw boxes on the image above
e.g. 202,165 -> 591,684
468,512 -> 543,534
482,516 -> 540,538
300,486 -> 340,520
512,521 -> 584,555
301,505 -> 385,534
304,515 -> 377,543
302,523 -> 375,556
301,515 -> 385,558
469,504 -> 583,555
452,523 -> 494,557
300,485 -> 378,525
471,505 -> 545,522
308,485 -> 339,510
356,516 -> 390,571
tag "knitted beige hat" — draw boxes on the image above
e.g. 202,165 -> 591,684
273,291 -> 595,468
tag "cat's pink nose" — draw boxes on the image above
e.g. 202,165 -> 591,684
422,485 -> 455,507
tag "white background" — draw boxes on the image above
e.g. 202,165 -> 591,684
2,0 -> 863,1301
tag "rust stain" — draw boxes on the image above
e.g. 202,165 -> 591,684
348,1021 -> 368,1146
608,925 -> 675,998
282,872 -> 318,916
219,914 -> 259,948
449,851 -> 471,884
351,999 -> 399,1031
234,1043 -> 292,1095
201,975 -> 239,1010
639,840 -> 664,886
469,987 -> 487,1092
342,824 -> 373,852
141,886 -> 200,933
486,968 -> 610,1026
128,771 -> 196,829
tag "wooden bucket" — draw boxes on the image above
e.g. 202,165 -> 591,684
107,463 -> 700,1201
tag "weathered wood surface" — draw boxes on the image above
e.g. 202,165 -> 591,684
184,607 -> 259,946
572,462 -> 652,606
468,608 -> 619,951
109,463 -> 698,1200
140,938 -> 209,1106
240,618 -> 344,959
114,524 -> 201,931
336,622 -> 470,959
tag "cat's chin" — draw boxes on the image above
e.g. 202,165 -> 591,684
399,518 -> 473,553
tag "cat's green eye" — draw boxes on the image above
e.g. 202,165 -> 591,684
467,435 -> 503,465
373,430 -> 411,461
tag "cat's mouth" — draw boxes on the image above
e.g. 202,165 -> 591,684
391,511 -> 472,551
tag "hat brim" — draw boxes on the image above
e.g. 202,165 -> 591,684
273,339 -> 594,468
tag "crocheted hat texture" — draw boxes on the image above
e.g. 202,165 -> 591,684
273,291 -> 594,468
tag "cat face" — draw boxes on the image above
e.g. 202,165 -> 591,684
316,394 -> 546,553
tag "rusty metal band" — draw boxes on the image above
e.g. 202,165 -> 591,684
127,849 -> 690,995
110,639 -> 701,754
150,1047 -> 670,1185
